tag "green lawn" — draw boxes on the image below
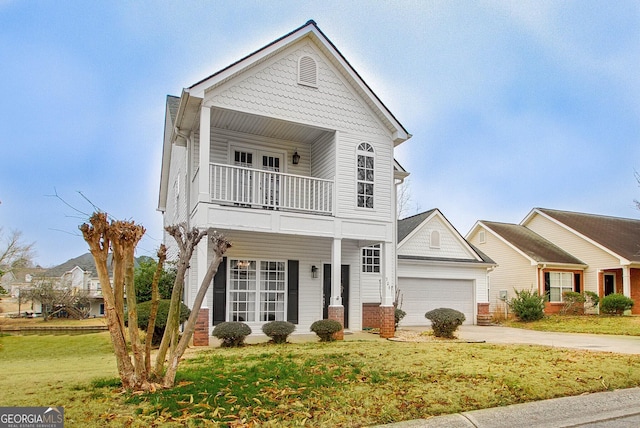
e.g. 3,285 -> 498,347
3,332 -> 640,427
504,315 -> 640,336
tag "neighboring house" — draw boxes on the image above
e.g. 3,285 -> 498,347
392,209 -> 495,326
158,20 -> 411,340
467,208 -> 640,315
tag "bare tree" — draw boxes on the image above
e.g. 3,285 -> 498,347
27,278 -> 91,320
397,179 -> 420,219
0,228 -> 36,274
81,213 -> 231,391
635,171 -> 640,211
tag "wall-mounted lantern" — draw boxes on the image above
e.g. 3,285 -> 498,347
292,150 -> 301,165
311,265 -> 318,278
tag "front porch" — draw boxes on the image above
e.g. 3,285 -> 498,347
599,267 -> 640,315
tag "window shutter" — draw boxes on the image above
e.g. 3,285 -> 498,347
212,257 -> 227,325
544,272 -> 551,300
287,260 -> 299,324
574,273 -> 581,293
298,56 -> 317,87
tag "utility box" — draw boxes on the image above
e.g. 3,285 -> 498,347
499,290 -> 508,301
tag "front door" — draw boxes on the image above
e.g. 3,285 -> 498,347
322,264 -> 350,328
604,274 -> 615,296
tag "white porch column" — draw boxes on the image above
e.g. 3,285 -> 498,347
623,265 -> 631,298
194,232 -> 211,316
381,241 -> 395,307
330,238 -> 342,306
198,104 -> 211,202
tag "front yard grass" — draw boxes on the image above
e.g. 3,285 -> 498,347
3,332 -> 640,427
504,315 -> 640,336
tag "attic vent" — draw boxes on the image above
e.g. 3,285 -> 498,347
298,55 -> 318,88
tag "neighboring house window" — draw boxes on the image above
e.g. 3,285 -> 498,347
362,244 -> 381,273
430,230 -> 441,249
545,272 -> 579,302
99,303 -> 105,315
298,55 -> 318,87
228,259 -> 286,322
357,142 -> 374,209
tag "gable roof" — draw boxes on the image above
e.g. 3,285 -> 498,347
480,221 -> 585,266
397,209 -> 495,265
526,208 -> 640,263
186,20 -> 410,144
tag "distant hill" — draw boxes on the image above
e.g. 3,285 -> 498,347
46,253 -> 151,277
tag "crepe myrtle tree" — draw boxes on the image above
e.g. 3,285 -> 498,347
81,213 -> 231,391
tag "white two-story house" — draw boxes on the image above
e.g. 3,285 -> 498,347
158,20 -> 411,340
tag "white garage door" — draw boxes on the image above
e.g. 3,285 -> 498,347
398,278 -> 474,326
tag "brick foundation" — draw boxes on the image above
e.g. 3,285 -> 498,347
327,306 -> 344,340
193,308 -> 210,346
362,303 -> 381,329
477,303 -> 491,325
379,305 -> 395,338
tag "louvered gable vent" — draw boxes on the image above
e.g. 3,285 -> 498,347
298,55 -> 318,87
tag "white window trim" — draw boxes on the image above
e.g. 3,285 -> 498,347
548,271 -> 574,303
356,142 -> 375,210
226,258 -> 288,325
361,244 -> 381,274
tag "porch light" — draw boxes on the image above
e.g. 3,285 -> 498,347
311,265 -> 318,278
292,150 -> 300,165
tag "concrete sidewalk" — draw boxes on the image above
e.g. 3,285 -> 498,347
377,387 -> 640,427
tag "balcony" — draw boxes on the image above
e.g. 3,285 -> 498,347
210,163 -> 333,215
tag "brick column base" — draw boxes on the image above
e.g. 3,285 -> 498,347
193,308 -> 210,346
327,305 -> 344,340
477,303 -> 491,326
379,305 -> 395,338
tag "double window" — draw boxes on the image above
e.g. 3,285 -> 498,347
357,142 -> 374,208
228,259 -> 286,322
545,271 -> 581,302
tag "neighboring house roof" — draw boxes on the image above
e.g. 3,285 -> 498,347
397,209 -> 495,265
526,208 -> 640,263
480,221 -> 585,266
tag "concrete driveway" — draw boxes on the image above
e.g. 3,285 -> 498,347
455,325 -> 640,354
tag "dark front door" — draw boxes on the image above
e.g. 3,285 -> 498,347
323,264 -> 350,328
604,274 -> 615,296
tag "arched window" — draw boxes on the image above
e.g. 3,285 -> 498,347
357,143 -> 374,208
430,230 -> 441,249
298,55 -> 318,87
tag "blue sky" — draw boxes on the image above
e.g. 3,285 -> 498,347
1,1 -> 639,267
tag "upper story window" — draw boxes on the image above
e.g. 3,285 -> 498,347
430,230 -> 441,249
298,55 -> 318,88
357,142 -> 374,209
362,244 -> 381,273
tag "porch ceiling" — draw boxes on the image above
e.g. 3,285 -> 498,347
211,107 -> 331,144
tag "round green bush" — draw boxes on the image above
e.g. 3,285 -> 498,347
262,320 -> 296,344
508,289 -> 545,322
212,321 -> 252,347
425,308 -> 465,338
394,308 -> 407,328
135,299 -> 191,346
600,293 -> 634,315
310,319 -> 342,342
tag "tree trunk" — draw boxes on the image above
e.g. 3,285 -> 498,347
162,233 -> 231,388
145,245 -> 166,375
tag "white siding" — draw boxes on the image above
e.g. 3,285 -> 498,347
211,40 -> 388,139
198,231 -> 362,332
526,214 -> 621,294
399,216 -> 477,260
163,144 -> 188,261
310,132 -> 335,180
468,227 -> 537,314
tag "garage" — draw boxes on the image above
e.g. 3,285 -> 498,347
398,277 -> 475,326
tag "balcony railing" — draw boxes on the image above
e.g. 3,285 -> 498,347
210,163 -> 333,215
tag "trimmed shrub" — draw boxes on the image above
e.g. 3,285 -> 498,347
394,308 -> 406,328
135,299 -> 191,346
310,319 -> 342,342
212,322 -> 252,347
560,291 -> 586,315
600,293 -> 634,315
425,308 -> 465,338
509,289 -> 545,322
262,320 -> 296,344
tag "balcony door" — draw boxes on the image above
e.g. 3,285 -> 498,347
261,151 -> 283,209
232,149 -> 255,205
